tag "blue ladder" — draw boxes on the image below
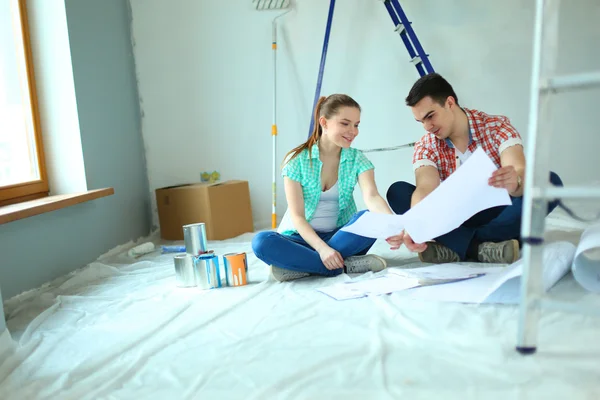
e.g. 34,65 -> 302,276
308,0 -> 337,138
382,0 -> 434,77
308,0 -> 433,137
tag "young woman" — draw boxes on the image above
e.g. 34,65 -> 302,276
252,94 -> 404,282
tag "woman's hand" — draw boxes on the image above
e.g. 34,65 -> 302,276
318,246 -> 345,270
386,232 -> 405,250
403,231 -> 427,253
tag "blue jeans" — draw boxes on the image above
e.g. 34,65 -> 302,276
252,210 -> 377,276
385,172 -> 563,261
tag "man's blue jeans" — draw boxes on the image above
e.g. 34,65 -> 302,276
252,210 -> 376,276
385,172 -> 563,261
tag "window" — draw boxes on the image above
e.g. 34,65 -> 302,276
0,0 -> 47,206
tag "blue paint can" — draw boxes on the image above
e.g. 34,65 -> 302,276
194,253 -> 223,289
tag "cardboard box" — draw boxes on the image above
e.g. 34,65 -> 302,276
155,180 -> 254,241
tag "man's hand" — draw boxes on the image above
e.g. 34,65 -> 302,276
402,231 -> 427,253
489,166 -> 520,194
317,246 -> 344,270
386,232 -> 405,250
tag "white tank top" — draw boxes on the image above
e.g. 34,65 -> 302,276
309,181 -> 340,232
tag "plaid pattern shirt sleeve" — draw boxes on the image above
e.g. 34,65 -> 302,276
355,150 -> 375,175
466,109 -> 524,169
412,137 -> 439,172
281,155 -> 303,182
492,116 -> 523,154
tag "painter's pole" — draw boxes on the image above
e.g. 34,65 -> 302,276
272,17 -> 279,229
255,0 -> 292,229
272,11 -> 291,229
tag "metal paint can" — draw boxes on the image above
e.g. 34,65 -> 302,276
173,254 -> 196,287
183,223 -> 208,256
223,252 -> 248,287
194,253 -> 223,289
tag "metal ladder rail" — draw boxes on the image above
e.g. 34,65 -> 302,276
382,0 -> 434,76
517,0 -> 600,355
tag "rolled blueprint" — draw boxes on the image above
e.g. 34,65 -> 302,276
572,223 -> 600,293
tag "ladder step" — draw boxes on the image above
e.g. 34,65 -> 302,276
531,186 -> 600,199
382,0 -> 434,77
540,71 -> 600,93
394,22 -> 411,34
410,56 -> 422,65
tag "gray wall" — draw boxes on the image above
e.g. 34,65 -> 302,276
0,0 -> 150,305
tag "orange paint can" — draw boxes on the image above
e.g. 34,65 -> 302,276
223,252 -> 248,287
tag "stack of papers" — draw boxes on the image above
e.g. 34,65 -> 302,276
406,242 -> 576,303
317,275 -> 420,300
316,266 -> 487,301
317,241 -> 578,303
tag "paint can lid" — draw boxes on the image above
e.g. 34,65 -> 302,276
183,222 -> 206,228
196,253 -> 216,260
174,253 -> 193,259
223,252 -> 245,257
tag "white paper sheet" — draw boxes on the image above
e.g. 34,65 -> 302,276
340,148 -> 511,242
403,241 -> 576,304
316,283 -> 368,301
317,266 -> 491,301
403,147 -> 512,244
399,265 -> 507,303
388,264 -> 489,281
319,241 -> 578,304
317,275 -> 420,300
338,211 -> 405,239
571,222 -> 600,293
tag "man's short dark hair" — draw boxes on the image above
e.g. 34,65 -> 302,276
405,73 -> 459,107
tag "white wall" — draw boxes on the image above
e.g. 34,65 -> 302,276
130,0 -> 600,230
28,0 -> 87,195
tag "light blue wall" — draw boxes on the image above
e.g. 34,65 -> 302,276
65,0 -> 149,194
0,287 -> 4,333
0,0 -> 149,307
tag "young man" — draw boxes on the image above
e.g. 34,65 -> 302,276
386,73 -> 563,264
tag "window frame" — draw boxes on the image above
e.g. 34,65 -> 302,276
0,0 -> 48,206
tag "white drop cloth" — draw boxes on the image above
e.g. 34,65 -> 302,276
1,211 -> 600,399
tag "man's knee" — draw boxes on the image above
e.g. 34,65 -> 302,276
386,181 -> 415,214
547,172 -> 563,214
550,171 -> 563,187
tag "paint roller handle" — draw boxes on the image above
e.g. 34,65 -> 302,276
128,242 -> 156,258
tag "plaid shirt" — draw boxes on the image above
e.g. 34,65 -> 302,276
413,108 -> 523,181
278,143 -> 374,235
